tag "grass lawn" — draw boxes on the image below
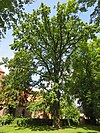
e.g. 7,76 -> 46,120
0,125 -> 100,133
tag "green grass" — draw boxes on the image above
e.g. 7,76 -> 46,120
0,125 -> 100,133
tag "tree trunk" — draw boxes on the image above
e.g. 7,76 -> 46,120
90,116 -> 96,125
53,100 -> 61,128
53,60 -> 61,128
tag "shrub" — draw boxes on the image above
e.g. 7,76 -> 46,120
0,114 -> 14,126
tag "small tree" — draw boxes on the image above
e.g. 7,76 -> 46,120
60,95 -> 80,126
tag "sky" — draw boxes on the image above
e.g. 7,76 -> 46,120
0,0 -> 94,73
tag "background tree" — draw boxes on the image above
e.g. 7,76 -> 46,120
2,0 -> 96,128
0,50 -> 35,108
0,0 -> 34,39
60,94 -> 80,126
71,38 -> 100,124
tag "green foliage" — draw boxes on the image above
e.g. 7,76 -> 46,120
14,118 -> 28,127
61,105 -> 80,121
60,96 -> 80,125
27,91 -> 57,114
27,99 -> 45,112
0,114 -> 14,126
78,0 -> 100,26
0,50 -> 35,107
12,118 -> 53,127
71,38 -> 100,121
0,0 -> 34,39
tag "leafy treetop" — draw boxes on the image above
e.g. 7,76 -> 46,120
0,0 -> 34,39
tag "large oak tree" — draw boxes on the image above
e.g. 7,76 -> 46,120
1,0 -> 96,128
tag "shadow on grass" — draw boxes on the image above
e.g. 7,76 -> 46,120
14,125 -> 100,132
81,125 -> 100,131
15,125 -> 58,131
13,118 -> 58,131
11,118 -> 100,132
75,124 -> 100,133
78,132 -> 97,133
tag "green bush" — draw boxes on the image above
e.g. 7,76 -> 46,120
14,118 -> 28,127
61,106 -> 80,125
12,118 -> 53,127
0,114 -> 14,126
